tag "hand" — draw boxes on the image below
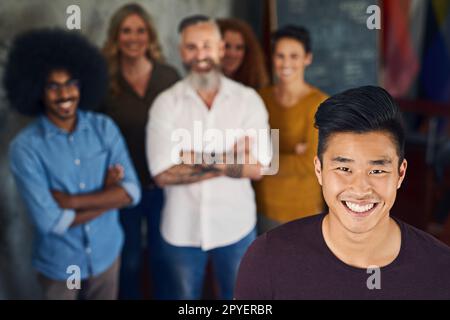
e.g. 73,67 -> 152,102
241,146 -> 262,180
225,136 -> 263,180
180,150 -> 196,164
242,163 -> 263,180
51,190 -> 75,209
104,164 -> 124,188
220,150 -> 263,180
219,162 -> 262,180
233,136 -> 252,155
295,143 -> 308,155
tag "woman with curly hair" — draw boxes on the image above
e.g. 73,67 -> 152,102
217,18 -> 269,89
101,3 -> 180,299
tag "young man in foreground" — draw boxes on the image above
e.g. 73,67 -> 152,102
235,86 -> 450,299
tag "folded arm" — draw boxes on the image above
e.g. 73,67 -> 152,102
51,165 -> 133,227
154,141 -> 262,187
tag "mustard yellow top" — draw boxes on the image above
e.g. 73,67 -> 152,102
254,86 -> 328,222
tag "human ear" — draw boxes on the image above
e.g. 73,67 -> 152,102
314,156 -> 323,186
305,53 -> 313,67
397,159 -> 408,189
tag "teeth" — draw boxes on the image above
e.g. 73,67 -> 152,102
345,201 -> 375,213
127,44 -> 142,51
281,69 -> 293,76
59,101 -> 72,109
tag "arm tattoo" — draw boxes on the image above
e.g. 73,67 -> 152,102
190,164 -> 222,176
224,164 -> 243,178
156,164 -> 223,186
156,152 -> 246,186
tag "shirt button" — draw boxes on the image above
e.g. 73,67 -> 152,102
74,159 -> 81,166
86,247 -> 92,254
79,182 -> 86,190
68,136 -> 74,142
85,225 -> 90,232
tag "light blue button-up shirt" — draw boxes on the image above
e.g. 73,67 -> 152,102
9,111 -> 141,280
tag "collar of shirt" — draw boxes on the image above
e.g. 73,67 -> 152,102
40,110 -> 91,139
181,75 -> 234,106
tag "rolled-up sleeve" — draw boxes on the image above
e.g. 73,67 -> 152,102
104,117 -> 141,207
9,143 -> 75,235
120,181 -> 141,207
52,209 -> 76,235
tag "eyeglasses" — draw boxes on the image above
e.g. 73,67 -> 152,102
45,79 -> 80,92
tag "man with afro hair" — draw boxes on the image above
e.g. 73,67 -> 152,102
4,28 -> 141,300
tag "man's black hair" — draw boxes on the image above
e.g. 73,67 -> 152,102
272,25 -> 312,53
178,14 -> 211,34
3,28 -> 108,116
314,86 -> 405,166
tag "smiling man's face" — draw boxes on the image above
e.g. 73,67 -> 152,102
180,22 -> 224,74
43,69 -> 80,124
314,131 -> 407,235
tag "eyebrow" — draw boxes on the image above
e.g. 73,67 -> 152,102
331,157 -> 354,163
46,79 -> 75,84
369,159 -> 392,166
331,156 -> 393,166
184,40 -> 213,47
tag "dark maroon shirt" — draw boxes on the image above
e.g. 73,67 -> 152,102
235,214 -> 450,300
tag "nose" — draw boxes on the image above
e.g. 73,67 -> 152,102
196,48 -> 208,61
349,170 -> 372,196
226,48 -> 238,58
130,31 -> 142,42
281,60 -> 292,68
277,60 -> 290,69
57,85 -> 71,99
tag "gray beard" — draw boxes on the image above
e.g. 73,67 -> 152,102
187,69 -> 221,92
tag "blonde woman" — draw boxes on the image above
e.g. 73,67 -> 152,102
101,3 -> 180,299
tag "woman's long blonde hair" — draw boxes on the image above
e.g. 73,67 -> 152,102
103,3 -> 164,95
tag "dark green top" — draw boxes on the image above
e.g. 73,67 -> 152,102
101,62 -> 180,188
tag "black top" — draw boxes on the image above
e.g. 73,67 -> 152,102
235,214 -> 450,300
102,62 -> 180,187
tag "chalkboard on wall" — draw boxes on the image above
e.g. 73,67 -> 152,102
276,0 -> 379,95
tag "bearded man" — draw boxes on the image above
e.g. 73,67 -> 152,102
146,15 -> 271,299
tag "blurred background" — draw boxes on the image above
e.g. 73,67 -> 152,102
0,0 -> 449,299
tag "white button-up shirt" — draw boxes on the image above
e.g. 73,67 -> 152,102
146,76 -> 271,250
